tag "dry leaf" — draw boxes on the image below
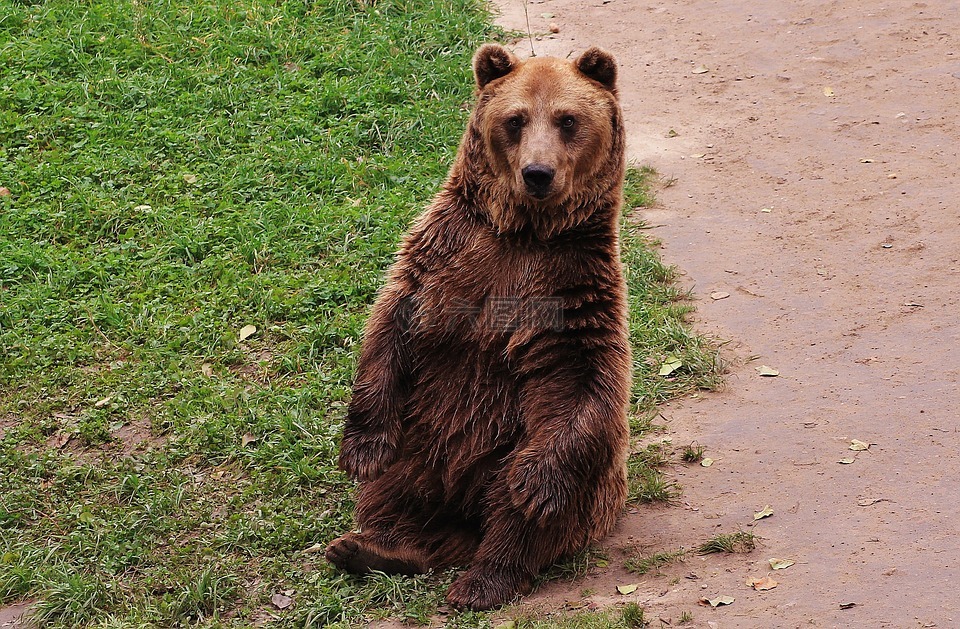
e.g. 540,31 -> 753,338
241,433 -> 258,447
201,362 -> 214,377
134,204 -> 152,212
94,396 -> 113,408
823,86 -> 835,97
690,153 -> 706,159
659,354 -> 682,376
617,583 -> 639,595
496,622 -> 517,629
699,595 -> 734,607
757,365 -> 779,377
183,173 -> 198,184
754,505 -> 774,520
769,558 -> 795,570
838,457 -> 855,464
692,65 -> 709,74
710,291 -> 730,300
849,439 -> 870,451
760,207 -> 772,213
540,12 -> 554,18
271,592 -> 293,609
839,602 -> 857,610
302,543 -> 325,554
749,576 -> 778,591
238,324 -> 257,341
0,187 -> 11,197
701,457 -> 714,467
859,158 -> 874,164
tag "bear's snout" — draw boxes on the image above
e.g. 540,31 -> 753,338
521,163 -> 555,199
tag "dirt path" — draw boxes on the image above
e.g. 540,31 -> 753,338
496,1 -> 960,626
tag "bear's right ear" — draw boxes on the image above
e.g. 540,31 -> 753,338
473,44 -> 519,90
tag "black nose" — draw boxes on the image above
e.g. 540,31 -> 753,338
521,164 -> 555,198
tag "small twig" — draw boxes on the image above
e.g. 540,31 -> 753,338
85,307 -> 119,350
522,0 -> 536,57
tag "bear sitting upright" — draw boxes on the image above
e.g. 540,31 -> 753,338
326,43 -> 631,611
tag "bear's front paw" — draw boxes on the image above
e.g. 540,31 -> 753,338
507,457 -> 570,524
338,433 -> 399,481
446,565 -> 531,611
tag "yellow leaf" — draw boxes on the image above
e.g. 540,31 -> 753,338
701,457 -> 714,467
823,86 -> 835,97
757,365 -> 779,377
692,65 -> 709,74
769,558 -> 795,570
754,505 -> 774,520
849,439 -> 870,451
241,433 -> 258,447
238,324 -> 257,341
659,354 -> 682,376
838,457 -> 855,464
617,583 -> 639,595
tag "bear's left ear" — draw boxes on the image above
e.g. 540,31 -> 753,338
473,43 -> 519,90
575,47 -> 617,92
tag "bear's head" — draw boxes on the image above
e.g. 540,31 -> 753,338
461,44 -> 624,237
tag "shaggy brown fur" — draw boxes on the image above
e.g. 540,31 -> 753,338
326,43 -> 631,611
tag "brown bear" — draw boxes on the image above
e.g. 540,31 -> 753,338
325,43 -> 631,611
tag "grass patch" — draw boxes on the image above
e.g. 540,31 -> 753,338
697,531 -> 758,555
624,548 -> 687,576
681,443 -> 706,463
0,1 -> 720,626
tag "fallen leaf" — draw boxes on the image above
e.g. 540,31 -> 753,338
183,173 -> 198,184
690,153 -> 706,159
658,354 -> 682,376
699,595 -> 734,607
760,207 -> 773,213
617,583 -> 639,595
302,543 -> 325,554
839,602 -> 857,610
823,86 -> 835,97
859,158 -> 875,164
271,592 -> 293,609
241,433 -> 258,447
757,365 -> 779,377
496,622 -> 517,629
849,439 -> 870,451
238,324 -> 257,341
749,576 -> 778,591
692,65 -> 709,74
95,396 -> 113,408
0,186 -> 11,196
540,12 -> 554,18
134,204 -> 152,212
857,497 -> 891,507
769,558 -> 795,570
887,173 -> 898,179
754,505 -> 774,520
838,457 -> 855,464
201,362 -> 214,377
666,129 -> 679,138
701,457 -> 714,467
710,291 -> 730,300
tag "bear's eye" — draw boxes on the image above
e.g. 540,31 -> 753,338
560,115 -> 576,129
506,116 -> 523,130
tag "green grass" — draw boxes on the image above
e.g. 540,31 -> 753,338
697,531 -> 758,555
0,1 -> 720,626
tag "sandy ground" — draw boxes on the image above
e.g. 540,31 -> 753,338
493,0 -> 960,626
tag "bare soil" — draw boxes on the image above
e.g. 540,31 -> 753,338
495,0 -> 960,626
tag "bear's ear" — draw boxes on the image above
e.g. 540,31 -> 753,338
473,43 -> 519,90
575,47 -> 617,92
